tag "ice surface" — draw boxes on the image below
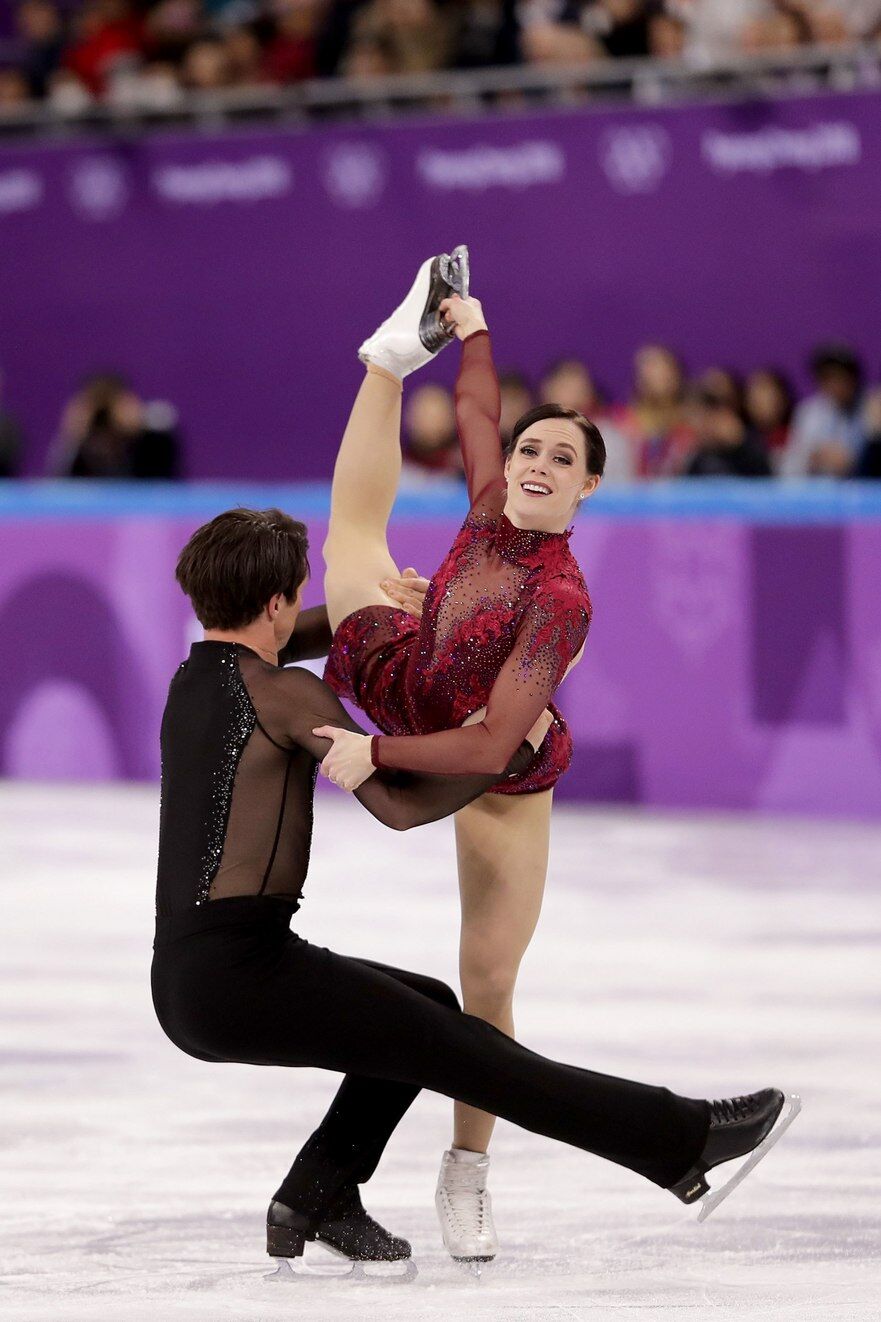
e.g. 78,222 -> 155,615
1,784 -> 879,1322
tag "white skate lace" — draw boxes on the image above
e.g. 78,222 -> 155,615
441,1163 -> 490,1236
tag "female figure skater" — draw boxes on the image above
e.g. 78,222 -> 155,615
316,250 -> 603,1262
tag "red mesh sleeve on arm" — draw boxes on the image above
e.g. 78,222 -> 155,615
455,330 -> 506,513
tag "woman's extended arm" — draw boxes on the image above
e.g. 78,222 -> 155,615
442,297 -> 506,511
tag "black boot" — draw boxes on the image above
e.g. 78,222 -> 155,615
316,1186 -> 412,1262
266,1200 -> 311,1259
419,245 -> 470,353
266,1189 -> 411,1262
669,1088 -> 786,1205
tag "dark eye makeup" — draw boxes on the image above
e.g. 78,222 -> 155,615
518,444 -> 573,465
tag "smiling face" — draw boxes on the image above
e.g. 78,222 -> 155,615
504,416 -> 600,531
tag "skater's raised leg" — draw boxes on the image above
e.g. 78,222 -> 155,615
323,250 -> 468,632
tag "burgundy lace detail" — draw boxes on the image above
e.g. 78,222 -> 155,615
324,332 -> 592,794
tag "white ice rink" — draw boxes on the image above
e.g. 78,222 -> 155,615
1,783 -> 879,1322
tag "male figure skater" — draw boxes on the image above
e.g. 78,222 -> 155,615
152,505 -> 798,1274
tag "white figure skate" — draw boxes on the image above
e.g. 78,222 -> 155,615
435,1147 -> 499,1274
358,246 -> 470,379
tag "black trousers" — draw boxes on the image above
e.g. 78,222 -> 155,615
151,897 -> 708,1224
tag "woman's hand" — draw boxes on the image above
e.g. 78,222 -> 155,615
440,295 -> 488,342
380,567 -> 431,620
312,727 -> 376,791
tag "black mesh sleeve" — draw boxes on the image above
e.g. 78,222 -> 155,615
242,658 -> 534,831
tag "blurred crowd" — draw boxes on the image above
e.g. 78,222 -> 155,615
400,341 -> 881,482
0,370 -> 182,477
2,0 -> 881,113
4,342 -> 881,481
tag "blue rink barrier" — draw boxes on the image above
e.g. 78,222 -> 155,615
0,478 -> 879,817
1,478 -> 881,522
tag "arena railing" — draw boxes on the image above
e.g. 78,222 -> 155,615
1,42 -> 880,139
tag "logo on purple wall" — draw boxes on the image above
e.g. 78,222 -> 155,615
153,156 -> 293,205
599,126 -> 672,195
702,122 -> 861,175
0,169 -> 43,215
67,157 -> 130,221
650,524 -> 736,658
417,142 -> 566,191
322,143 -> 388,208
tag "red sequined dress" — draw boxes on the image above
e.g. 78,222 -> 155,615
324,330 -> 592,794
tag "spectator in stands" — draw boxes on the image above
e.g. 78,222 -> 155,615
519,10 -> 602,67
498,370 -> 533,446
16,0 -> 65,98
519,0 -> 652,66
539,356 -> 634,482
63,0 -> 144,98
695,366 -> 743,415
0,66 -> 31,108
182,35 -> 233,90
262,0 -> 320,84
744,367 -> 793,463
649,9 -> 686,57
741,7 -> 811,52
0,368 -> 23,476
781,343 -> 866,477
682,387 -> 772,477
46,65 -> 93,110
450,0 -> 520,69
358,0 -> 451,74
49,372 -> 181,478
222,24 -> 264,87
613,343 -> 695,477
145,0 -> 204,65
340,31 -> 396,77
402,382 -> 463,478
853,386 -> 881,478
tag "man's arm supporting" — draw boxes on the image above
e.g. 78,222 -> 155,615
262,666 -> 535,831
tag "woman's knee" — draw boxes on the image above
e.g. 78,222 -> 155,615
459,957 -> 519,1013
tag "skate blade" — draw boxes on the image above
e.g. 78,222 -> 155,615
440,245 -> 470,299
267,1252 -> 417,1284
450,1251 -> 494,1278
696,1093 -> 802,1223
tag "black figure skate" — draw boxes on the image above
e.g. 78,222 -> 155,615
358,245 -> 470,379
266,1190 -> 417,1282
668,1088 -> 801,1221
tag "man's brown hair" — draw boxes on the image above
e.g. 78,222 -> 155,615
176,508 -> 309,630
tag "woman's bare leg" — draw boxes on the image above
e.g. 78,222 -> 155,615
323,363 -> 405,633
452,788 -> 553,1152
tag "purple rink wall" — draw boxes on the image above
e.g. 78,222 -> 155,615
1,482 -> 880,818
2,88 -> 881,478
